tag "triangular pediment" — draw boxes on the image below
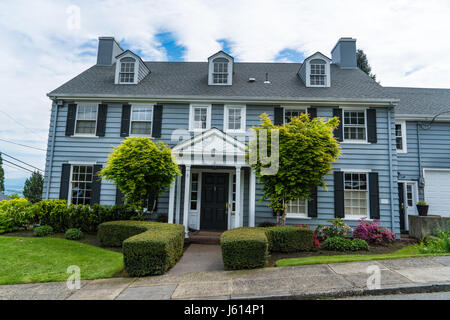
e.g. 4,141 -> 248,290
173,128 -> 246,156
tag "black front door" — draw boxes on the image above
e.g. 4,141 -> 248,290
398,182 -> 406,233
200,173 -> 229,231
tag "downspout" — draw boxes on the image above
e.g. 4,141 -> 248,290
416,122 -> 424,188
387,105 -> 395,232
45,100 -> 59,199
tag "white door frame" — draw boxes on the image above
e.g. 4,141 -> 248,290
398,180 -> 419,231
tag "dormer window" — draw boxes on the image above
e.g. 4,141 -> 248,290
310,60 -> 326,86
213,58 -> 229,84
298,52 -> 331,88
119,57 -> 136,83
208,51 -> 234,86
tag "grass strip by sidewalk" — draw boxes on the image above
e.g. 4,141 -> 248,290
0,236 -> 124,285
276,246 -> 450,267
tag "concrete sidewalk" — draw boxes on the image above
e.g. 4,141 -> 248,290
1,256 -> 449,300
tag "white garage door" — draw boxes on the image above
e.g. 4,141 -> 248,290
424,169 -> 450,217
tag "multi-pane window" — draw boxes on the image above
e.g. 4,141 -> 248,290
119,57 -> 135,83
70,165 -> 93,205
406,184 -> 413,207
190,173 -> 199,210
284,109 -> 306,124
225,106 -> 245,132
310,63 -> 326,86
286,198 -> 307,216
213,58 -> 228,84
75,105 -> 97,135
343,111 -> 366,141
344,173 -> 368,217
130,106 -> 153,135
192,106 -> 209,130
395,122 -> 406,152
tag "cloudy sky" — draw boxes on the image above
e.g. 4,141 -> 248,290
1,0 -> 450,191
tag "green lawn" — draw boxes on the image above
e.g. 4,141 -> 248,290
276,246 -> 450,267
0,236 -> 124,285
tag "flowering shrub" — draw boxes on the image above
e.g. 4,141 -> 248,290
353,218 -> 396,246
312,234 -> 321,248
314,218 -> 352,241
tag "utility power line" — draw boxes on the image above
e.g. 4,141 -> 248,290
0,138 -> 46,152
0,110 -> 47,139
1,152 -> 44,172
3,162 -> 31,174
2,158 -> 35,174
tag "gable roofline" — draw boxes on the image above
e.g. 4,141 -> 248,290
115,50 -> 150,73
298,51 -> 331,74
207,50 -> 234,61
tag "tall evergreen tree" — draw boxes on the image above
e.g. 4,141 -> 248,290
23,171 -> 44,203
357,49 -> 377,81
0,152 -> 5,193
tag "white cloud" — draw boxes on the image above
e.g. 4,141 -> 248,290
1,0 -> 450,182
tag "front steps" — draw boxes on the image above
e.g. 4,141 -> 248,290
188,231 -> 222,244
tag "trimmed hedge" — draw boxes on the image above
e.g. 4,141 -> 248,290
0,199 -> 35,234
322,236 -> 369,251
221,228 -> 269,270
34,225 -> 53,237
98,221 -> 185,276
265,226 -> 314,252
36,200 -> 137,234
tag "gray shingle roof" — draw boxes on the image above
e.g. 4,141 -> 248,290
385,87 -> 450,116
49,62 -> 390,102
0,193 -> 11,201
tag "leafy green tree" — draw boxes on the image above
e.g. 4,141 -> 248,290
357,49 -> 377,81
23,171 -> 44,203
99,137 -> 180,217
0,152 -> 5,193
249,113 -> 341,225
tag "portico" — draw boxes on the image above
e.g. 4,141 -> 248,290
167,128 -> 256,236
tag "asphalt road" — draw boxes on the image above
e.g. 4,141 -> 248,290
338,291 -> 450,300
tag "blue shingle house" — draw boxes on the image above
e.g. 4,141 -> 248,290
44,37 -> 450,236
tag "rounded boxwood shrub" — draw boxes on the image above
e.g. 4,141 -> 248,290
221,228 -> 268,270
350,238 -> 369,251
98,220 -> 185,276
34,225 -> 53,237
323,236 -> 369,251
65,228 -> 83,240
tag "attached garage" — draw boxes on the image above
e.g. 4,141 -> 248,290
424,169 -> 450,218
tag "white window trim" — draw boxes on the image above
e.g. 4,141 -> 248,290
224,105 -> 246,133
189,104 -> 212,132
72,103 -> 98,137
282,107 -> 308,124
115,55 -> 140,85
129,103 -> 155,137
286,199 -> 309,219
305,56 -> 331,88
208,53 -> 233,86
341,107 -> 368,144
395,120 -> 407,154
67,163 -> 95,205
343,171 -> 369,219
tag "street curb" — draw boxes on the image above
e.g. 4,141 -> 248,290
233,282 -> 450,300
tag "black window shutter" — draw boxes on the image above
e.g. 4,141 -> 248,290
59,163 -> 71,200
367,108 -> 377,143
369,172 -> 380,219
333,108 -> 343,142
334,171 -> 345,218
152,104 -> 163,138
120,104 -> 131,137
96,104 -> 108,137
90,164 -> 103,205
274,106 -> 283,125
65,104 -> 77,136
115,186 -> 124,205
307,186 -> 318,217
307,107 -> 317,119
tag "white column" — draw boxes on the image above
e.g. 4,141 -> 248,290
240,168 -> 244,227
235,166 -> 241,228
175,175 -> 181,224
249,168 -> 256,227
183,165 -> 191,237
167,179 -> 176,224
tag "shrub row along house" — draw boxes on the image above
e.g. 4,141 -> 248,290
43,37 -> 450,237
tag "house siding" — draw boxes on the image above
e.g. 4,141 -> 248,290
43,101 -> 399,234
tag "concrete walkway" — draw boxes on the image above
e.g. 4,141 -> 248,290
0,256 -> 449,300
168,244 -> 223,275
